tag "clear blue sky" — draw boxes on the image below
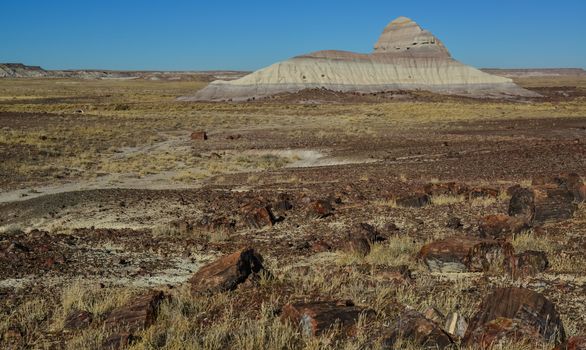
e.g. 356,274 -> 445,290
1,0 -> 585,71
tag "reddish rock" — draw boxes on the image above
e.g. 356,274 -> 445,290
508,250 -> 549,278
189,247 -> 264,294
190,131 -> 207,140
554,336 -> 586,350
383,309 -> 454,349
64,309 -> 93,330
464,287 -> 565,347
418,236 -> 514,273
478,214 -> 529,239
280,300 -> 372,336
310,240 -> 332,253
307,199 -> 333,219
241,205 -> 275,229
344,232 -> 371,257
103,291 -> 166,333
396,192 -> 430,208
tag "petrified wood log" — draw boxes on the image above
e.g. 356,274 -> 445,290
478,214 -> 529,239
241,204 -> 275,229
103,291 -> 166,333
383,309 -> 454,349
509,186 -> 577,224
307,199 -> 334,219
464,287 -> 565,347
280,300 -> 372,336
508,250 -> 549,279
418,236 -> 514,273
190,247 -> 264,294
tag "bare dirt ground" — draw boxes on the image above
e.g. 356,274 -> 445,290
0,76 -> 586,349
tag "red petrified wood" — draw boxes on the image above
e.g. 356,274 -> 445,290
418,236 -> 514,273
464,287 -> 565,348
189,247 -> 264,294
281,300 -> 373,336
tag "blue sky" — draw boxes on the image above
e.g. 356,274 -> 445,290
1,0 -> 585,71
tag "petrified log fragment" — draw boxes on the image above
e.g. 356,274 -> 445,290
396,192 -> 430,208
383,309 -> 454,349
307,199 -> 334,219
508,187 -> 535,220
280,300 -> 372,336
509,186 -> 577,224
418,236 -> 514,273
241,205 -> 275,229
103,291 -> 166,333
532,187 -> 577,224
478,214 -> 529,239
190,131 -> 207,141
508,250 -> 549,278
189,247 -> 264,294
464,287 -> 565,347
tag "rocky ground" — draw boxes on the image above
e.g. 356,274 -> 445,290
0,76 -> 586,349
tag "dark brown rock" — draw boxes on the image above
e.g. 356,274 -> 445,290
190,131 -> 207,140
241,205 -> 275,229
344,234 -> 371,257
418,236 -> 514,273
509,187 -> 536,220
396,192 -> 430,208
464,287 -> 565,347
383,309 -> 454,349
103,291 -> 166,333
478,214 -> 529,239
509,186 -> 577,224
64,309 -> 93,331
508,250 -> 549,278
307,199 -> 334,218
189,247 -> 264,294
280,300 -> 373,336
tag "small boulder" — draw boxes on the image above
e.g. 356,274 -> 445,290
307,199 -> 333,219
103,291 -> 166,333
478,214 -> 529,239
418,236 -> 514,273
508,250 -> 549,278
383,309 -> 454,349
280,300 -> 373,337
190,131 -> 207,141
241,204 -> 275,229
189,247 -> 264,294
464,287 -> 565,347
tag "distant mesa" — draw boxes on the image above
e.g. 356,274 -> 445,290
181,16 -> 540,101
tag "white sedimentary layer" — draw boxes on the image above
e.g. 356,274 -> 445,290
182,17 -> 537,101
